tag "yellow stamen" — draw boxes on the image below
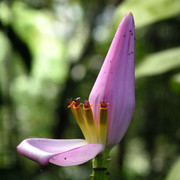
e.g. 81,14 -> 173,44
98,104 -> 109,145
72,103 -> 92,143
83,105 -> 98,143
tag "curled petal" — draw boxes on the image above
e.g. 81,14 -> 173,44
89,12 -> 135,148
17,138 -> 87,165
17,138 -> 104,166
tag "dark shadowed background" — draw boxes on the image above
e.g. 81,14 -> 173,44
0,0 -> 180,179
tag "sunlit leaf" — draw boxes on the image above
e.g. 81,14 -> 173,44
170,73 -> 180,93
166,158 -> 180,180
0,32 -> 10,62
114,0 -> 180,28
11,2 -> 68,83
172,73 -> 180,84
135,47 -> 180,78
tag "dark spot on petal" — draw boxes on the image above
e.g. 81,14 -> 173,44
123,34 -> 125,37
64,158 -> 66,160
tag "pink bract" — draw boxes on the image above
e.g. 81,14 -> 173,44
89,12 -> 135,148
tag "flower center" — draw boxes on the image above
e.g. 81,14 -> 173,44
68,98 -> 108,145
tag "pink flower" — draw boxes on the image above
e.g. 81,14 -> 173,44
89,12 -> 135,148
17,12 -> 135,166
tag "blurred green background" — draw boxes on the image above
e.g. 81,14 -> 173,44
0,0 -> 180,179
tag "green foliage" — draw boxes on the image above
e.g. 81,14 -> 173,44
170,73 -> 180,93
114,0 -> 180,28
11,1 -> 68,83
166,158 -> 180,180
135,47 -> 180,78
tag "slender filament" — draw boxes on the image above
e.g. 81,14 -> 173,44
98,104 -> 108,145
83,104 -> 98,143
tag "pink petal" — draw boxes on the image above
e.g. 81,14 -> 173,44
17,138 -> 87,165
49,143 -> 105,166
17,138 -> 104,166
89,12 -> 135,148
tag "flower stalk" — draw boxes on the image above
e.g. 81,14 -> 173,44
91,149 -> 111,180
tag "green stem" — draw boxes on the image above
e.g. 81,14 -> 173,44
90,149 -> 111,180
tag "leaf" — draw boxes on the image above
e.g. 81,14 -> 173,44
166,158 -> 180,180
114,0 -> 180,28
135,47 -> 180,78
11,1 -> 68,83
172,73 -> 180,84
170,73 -> 180,93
